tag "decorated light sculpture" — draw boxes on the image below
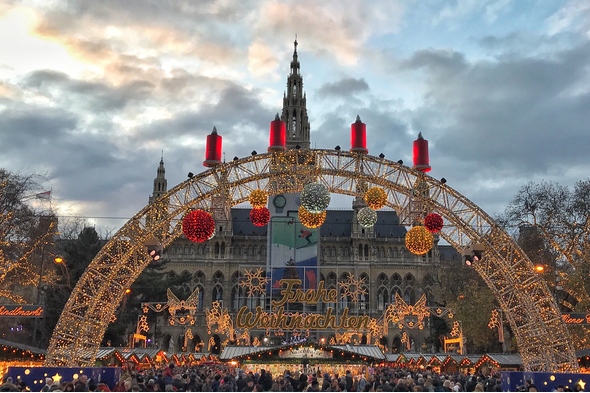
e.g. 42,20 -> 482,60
268,114 -> 286,152
249,207 -> 270,227
182,209 -> 216,243
412,132 -> 431,172
424,213 -> 444,233
203,127 -> 222,167
405,226 -> 433,255
350,115 -> 368,154
357,207 -> 378,228
249,189 -> 268,209
364,187 -> 387,210
301,182 -> 330,213
298,205 -> 326,228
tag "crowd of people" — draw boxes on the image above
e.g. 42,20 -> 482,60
0,363 -> 581,392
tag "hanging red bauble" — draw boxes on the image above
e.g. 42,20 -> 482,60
424,213 -> 444,233
250,207 -> 270,227
182,209 -> 215,243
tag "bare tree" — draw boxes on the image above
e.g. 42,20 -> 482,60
0,169 -> 58,303
501,180 -> 590,348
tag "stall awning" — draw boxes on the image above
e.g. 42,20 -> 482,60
220,346 -> 274,360
331,345 -> 386,361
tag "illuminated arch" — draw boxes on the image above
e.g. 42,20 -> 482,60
46,149 -> 577,371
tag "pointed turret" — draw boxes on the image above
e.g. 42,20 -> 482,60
149,154 -> 167,203
282,38 -> 311,149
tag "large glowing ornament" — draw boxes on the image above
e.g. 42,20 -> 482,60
357,207 -> 378,228
250,207 -> 270,227
301,182 -> 330,213
298,206 -> 326,229
405,226 -> 433,255
182,210 -> 216,243
424,213 -> 444,233
364,187 -> 387,210
249,190 -> 268,209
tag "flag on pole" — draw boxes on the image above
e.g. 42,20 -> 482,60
35,191 -> 51,200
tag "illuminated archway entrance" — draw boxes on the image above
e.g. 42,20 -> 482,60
46,149 -> 577,371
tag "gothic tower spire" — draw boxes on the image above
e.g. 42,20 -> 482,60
149,154 -> 167,204
282,38 -> 311,149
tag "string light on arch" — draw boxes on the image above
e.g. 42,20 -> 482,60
424,213 -> 444,233
405,225 -> 433,255
182,209 -> 215,243
364,187 -> 387,210
301,182 -> 330,213
298,206 -> 326,228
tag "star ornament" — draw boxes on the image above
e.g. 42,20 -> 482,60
578,380 -> 586,390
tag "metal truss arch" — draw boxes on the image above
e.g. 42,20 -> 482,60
46,149 -> 578,371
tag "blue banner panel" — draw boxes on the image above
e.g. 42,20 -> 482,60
502,371 -> 590,392
6,367 -> 121,391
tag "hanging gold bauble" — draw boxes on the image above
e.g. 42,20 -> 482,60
405,226 -> 433,255
364,187 -> 387,210
249,189 -> 268,208
298,206 -> 326,229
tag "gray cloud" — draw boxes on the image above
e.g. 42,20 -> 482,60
317,77 -> 369,98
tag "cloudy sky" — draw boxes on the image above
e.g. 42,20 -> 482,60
1,0 -> 589,235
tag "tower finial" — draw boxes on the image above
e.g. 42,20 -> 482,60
294,34 -> 298,52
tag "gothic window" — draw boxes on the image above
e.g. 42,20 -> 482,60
360,273 -> 369,310
378,273 -> 388,287
327,272 -> 337,286
196,284 -> 204,311
422,273 -> 435,299
404,287 -> 416,304
221,242 -> 226,258
231,286 -> 244,311
364,244 -> 369,260
326,285 -> 336,311
358,244 -> 363,259
377,287 -> 388,311
212,285 -> 223,306
215,242 -> 220,258
391,273 -> 402,287
332,247 -> 337,258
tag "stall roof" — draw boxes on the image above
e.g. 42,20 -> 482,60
220,346 -> 275,360
484,353 -> 522,366
0,338 -> 46,355
331,345 -> 385,360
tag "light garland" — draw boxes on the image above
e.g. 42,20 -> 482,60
182,210 -> 215,243
249,207 -> 270,227
298,205 -> 326,228
357,207 -> 378,228
364,187 -> 387,210
248,189 -> 268,208
405,226 -> 433,255
300,182 -> 330,213
424,213 -> 444,233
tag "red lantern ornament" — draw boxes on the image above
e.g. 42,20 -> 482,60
250,207 -> 270,227
182,209 -> 215,243
424,213 -> 444,233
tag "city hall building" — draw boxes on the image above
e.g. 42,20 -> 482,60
147,41 -> 457,356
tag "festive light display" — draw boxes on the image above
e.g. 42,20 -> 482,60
249,207 -> 270,227
300,182 -> 330,213
182,210 -> 215,243
405,226 -> 433,255
424,213 -> 444,233
47,149 -> 577,372
240,268 -> 269,296
248,189 -> 268,209
357,207 -> 378,228
298,205 -> 326,228
363,187 -> 387,210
